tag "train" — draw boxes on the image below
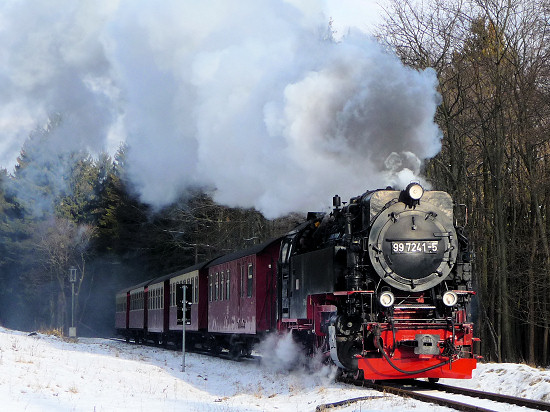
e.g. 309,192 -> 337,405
115,183 -> 479,381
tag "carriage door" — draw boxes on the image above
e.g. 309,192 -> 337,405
279,238 -> 292,319
238,263 -> 244,326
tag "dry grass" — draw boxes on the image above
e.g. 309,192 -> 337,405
38,328 -> 64,338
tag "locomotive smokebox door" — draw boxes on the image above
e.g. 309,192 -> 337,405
176,284 -> 192,325
367,191 -> 458,292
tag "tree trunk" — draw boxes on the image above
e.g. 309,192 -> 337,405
527,216 -> 537,364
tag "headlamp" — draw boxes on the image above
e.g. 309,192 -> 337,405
407,183 -> 424,201
379,291 -> 395,307
442,291 -> 458,307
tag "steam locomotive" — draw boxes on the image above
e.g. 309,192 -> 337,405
279,183 -> 477,380
116,184 -> 478,381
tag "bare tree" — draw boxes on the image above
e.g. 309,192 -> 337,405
35,217 -> 94,332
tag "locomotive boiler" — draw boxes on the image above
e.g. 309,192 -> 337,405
278,183 -> 478,380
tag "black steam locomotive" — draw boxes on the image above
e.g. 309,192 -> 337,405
278,183 -> 477,380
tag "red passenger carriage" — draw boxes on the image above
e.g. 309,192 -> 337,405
203,240 -> 280,355
115,280 -> 150,343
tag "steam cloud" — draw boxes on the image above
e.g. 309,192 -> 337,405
0,0 -> 441,218
257,332 -> 337,385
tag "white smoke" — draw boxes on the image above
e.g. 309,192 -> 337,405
256,332 -> 337,385
257,332 -> 305,373
0,0 -> 441,218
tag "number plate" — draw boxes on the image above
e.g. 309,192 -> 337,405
391,241 -> 438,254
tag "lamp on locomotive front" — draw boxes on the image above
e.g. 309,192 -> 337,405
442,290 -> 459,307
406,182 -> 424,201
379,290 -> 395,307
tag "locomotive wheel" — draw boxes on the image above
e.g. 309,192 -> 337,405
229,344 -> 243,360
353,369 -> 364,380
210,343 -> 222,355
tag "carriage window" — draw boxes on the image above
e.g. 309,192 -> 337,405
209,275 -> 213,302
194,276 -> 199,303
240,265 -> 245,298
281,241 -> 290,264
247,264 -> 253,297
173,282 -> 181,307
221,272 -> 225,300
215,272 -> 219,301
226,270 -> 230,300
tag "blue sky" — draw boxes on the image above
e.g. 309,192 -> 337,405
324,0 -> 388,35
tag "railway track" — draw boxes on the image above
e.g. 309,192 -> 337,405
110,337 -> 550,411
323,376 -> 550,412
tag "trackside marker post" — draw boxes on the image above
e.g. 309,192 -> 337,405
182,284 -> 187,372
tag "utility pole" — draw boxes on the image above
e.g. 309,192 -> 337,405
181,284 -> 187,372
69,267 -> 78,338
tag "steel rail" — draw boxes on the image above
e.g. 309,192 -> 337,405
414,380 -> 550,411
335,375 -> 550,412
341,378 -> 495,412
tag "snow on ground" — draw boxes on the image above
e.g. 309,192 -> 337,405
0,327 -> 549,412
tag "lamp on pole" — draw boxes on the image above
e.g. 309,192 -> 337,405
69,266 -> 78,338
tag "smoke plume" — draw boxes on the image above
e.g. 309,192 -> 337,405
257,332 -> 337,385
0,0 -> 441,218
